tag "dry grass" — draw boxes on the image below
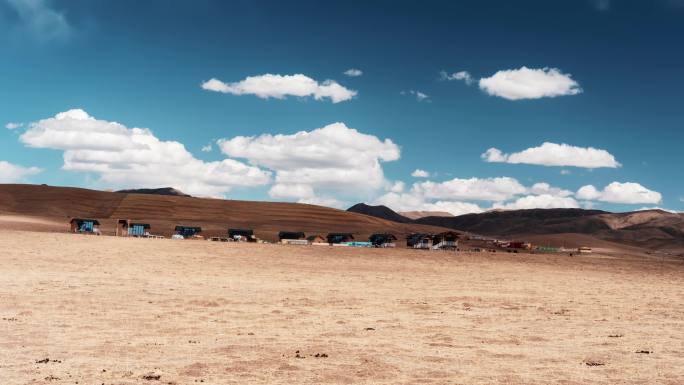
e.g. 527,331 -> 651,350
1,231 -> 683,384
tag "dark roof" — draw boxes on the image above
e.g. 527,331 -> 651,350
406,233 -> 432,240
70,218 -> 100,225
369,233 -> 398,244
435,231 -> 459,238
435,231 -> 459,236
175,225 -> 202,232
326,233 -> 355,243
406,233 -> 433,247
369,234 -> 397,245
229,228 -> 254,237
278,231 -> 306,240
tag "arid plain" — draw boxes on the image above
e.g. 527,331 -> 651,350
1,231 -> 683,384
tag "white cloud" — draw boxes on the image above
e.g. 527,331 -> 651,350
440,70 -> 474,85
576,185 -> 601,201
201,74 -> 357,103
401,90 -> 429,101
481,148 -> 507,163
375,192 -> 486,216
0,160 -> 41,183
218,122 -> 400,205
560,169 -> 571,175
20,109 -> 271,197
493,194 -> 579,210
413,177 -> 527,202
636,207 -> 681,214
388,181 -> 405,193
6,0 -> 71,41
299,195 -> 346,209
375,174 -> 585,216
478,67 -> 582,100
576,182 -> 662,204
529,182 -> 573,197
5,122 -> 23,130
411,169 -> 430,178
343,68 -> 363,77
482,142 -> 620,169
201,143 -> 212,152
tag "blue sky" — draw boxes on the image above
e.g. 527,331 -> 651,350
1,0 -> 683,214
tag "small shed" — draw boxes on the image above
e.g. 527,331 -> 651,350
70,218 -> 101,234
128,223 -> 151,237
327,233 -> 354,244
407,233 -> 432,249
174,225 -> 202,238
117,219 -> 151,237
229,228 -> 256,242
369,233 -> 398,248
278,231 -> 306,241
432,231 -> 459,250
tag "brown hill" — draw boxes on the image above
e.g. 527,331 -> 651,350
400,211 -> 455,220
0,184 -> 449,242
414,208 -> 610,235
413,208 -> 684,252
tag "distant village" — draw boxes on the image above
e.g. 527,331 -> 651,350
69,217 -> 592,255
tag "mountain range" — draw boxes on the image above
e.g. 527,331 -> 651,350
347,203 -> 684,252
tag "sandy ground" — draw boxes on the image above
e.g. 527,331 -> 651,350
1,231 -> 683,384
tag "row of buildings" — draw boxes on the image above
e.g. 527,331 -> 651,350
68,218 -> 461,249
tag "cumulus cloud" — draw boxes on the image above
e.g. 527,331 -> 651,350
218,122 -> 400,206
376,191 -> 486,216
482,142 -> 620,169
576,182 -> 662,204
478,67 -> 582,100
440,70 -> 474,85
413,177 -> 527,202
0,160 -> 41,183
201,143 -> 212,152
20,109 -> 271,197
411,169 -> 430,178
201,74 -> 357,103
6,0 -> 71,41
388,181 -> 405,193
401,90 -> 429,101
529,182 -> 573,197
374,174 -> 585,216
5,122 -> 23,130
343,68 -> 363,77
493,194 -> 579,210
636,207 -> 680,214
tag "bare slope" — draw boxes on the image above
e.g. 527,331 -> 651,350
0,184 -> 448,241
2,231 -> 683,384
414,208 -> 684,251
346,203 -> 684,252
400,210 -> 454,220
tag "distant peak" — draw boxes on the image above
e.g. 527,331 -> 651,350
115,187 -> 191,197
347,203 -> 411,223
